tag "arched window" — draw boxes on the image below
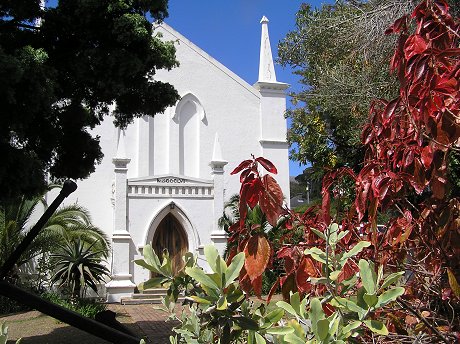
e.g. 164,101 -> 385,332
173,93 -> 205,177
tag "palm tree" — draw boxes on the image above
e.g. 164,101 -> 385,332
50,239 -> 110,299
0,185 -> 110,283
42,204 -> 109,256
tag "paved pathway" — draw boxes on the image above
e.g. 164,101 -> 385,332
115,304 -> 180,344
1,303 -> 180,344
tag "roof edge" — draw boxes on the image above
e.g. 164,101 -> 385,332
155,22 -> 260,99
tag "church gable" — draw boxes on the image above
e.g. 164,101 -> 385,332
156,23 -> 260,99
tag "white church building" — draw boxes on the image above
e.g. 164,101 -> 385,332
61,17 -> 290,302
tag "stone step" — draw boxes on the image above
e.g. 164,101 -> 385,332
140,288 -> 168,296
120,296 -> 185,305
120,288 -> 186,305
132,293 -> 165,300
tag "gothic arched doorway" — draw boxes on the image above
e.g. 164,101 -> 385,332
152,213 -> 189,276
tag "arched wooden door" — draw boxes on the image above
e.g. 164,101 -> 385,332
152,214 -> 188,276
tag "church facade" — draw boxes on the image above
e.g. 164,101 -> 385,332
61,17 -> 290,302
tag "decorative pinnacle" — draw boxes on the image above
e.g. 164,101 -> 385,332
260,16 -> 269,24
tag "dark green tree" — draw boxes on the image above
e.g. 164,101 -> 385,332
0,0 -> 180,202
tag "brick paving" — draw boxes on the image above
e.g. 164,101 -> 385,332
118,304 -> 180,344
1,303 -> 181,344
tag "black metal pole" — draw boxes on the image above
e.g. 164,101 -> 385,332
0,180 -> 77,279
0,281 -> 141,344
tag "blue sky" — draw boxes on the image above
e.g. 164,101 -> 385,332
46,0 -> 331,176
165,1 -> 331,177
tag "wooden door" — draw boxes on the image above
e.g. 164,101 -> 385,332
152,214 -> 188,276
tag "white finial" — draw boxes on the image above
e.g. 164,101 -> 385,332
258,15 -> 277,83
115,129 -> 127,159
212,133 -> 224,162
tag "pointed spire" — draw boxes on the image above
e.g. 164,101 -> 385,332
212,133 -> 224,162
115,129 -> 127,159
210,133 -> 227,173
258,16 -> 277,83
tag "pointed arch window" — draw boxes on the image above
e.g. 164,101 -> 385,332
173,93 -> 206,177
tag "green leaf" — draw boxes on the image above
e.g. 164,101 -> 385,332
233,316 -> 259,331
309,298 -> 324,336
328,313 -> 340,337
340,241 -> 371,263
276,301 -> 298,317
264,308 -> 284,324
317,318 -> 330,340
266,327 -> 295,335
359,259 -> 376,294
342,320 -> 362,335
329,297 -> 366,319
185,267 -> 219,290
142,245 -> 162,270
328,223 -> 339,246
224,252 -> 245,287
134,259 -> 162,275
217,295 -> 227,310
329,270 -> 341,281
227,287 -> 244,303
380,271 -> 404,290
363,293 -> 378,308
290,292 -> 301,315
311,228 -> 326,240
204,245 -> 219,273
255,332 -> 266,344
284,333 -> 306,344
337,230 -> 349,242
377,264 -> 384,286
364,320 -> 389,335
139,276 -> 169,290
304,247 -> 327,264
375,287 -> 404,308
188,295 -> 212,305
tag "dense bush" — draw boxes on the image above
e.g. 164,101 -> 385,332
41,292 -> 106,319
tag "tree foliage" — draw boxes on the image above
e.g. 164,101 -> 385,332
278,0 -> 418,176
0,0 -> 180,202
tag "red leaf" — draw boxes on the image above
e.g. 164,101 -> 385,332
256,157 -> 278,174
421,145 -> 434,168
247,179 -> 262,209
385,15 -> 408,34
322,303 -> 335,317
252,275 -> 263,298
434,0 -> 449,15
404,149 -> 415,168
382,98 -> 400,125
244,234 -> 271,282
240,168 -> 251,183
225,246 -> 237,265
404,35 -> 428,60
231,159 -> 252,175
361,124 -> 374,145
296,256 -> 317,294
267,277 -> 280,303
260,175 -> 284,226
280,273 -> 296,301
432,176 -> 446,199
321,189 -> 331,224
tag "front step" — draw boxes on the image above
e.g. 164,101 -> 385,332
120,288 -> 185,305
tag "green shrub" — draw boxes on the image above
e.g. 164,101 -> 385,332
41,292 -> 106,319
